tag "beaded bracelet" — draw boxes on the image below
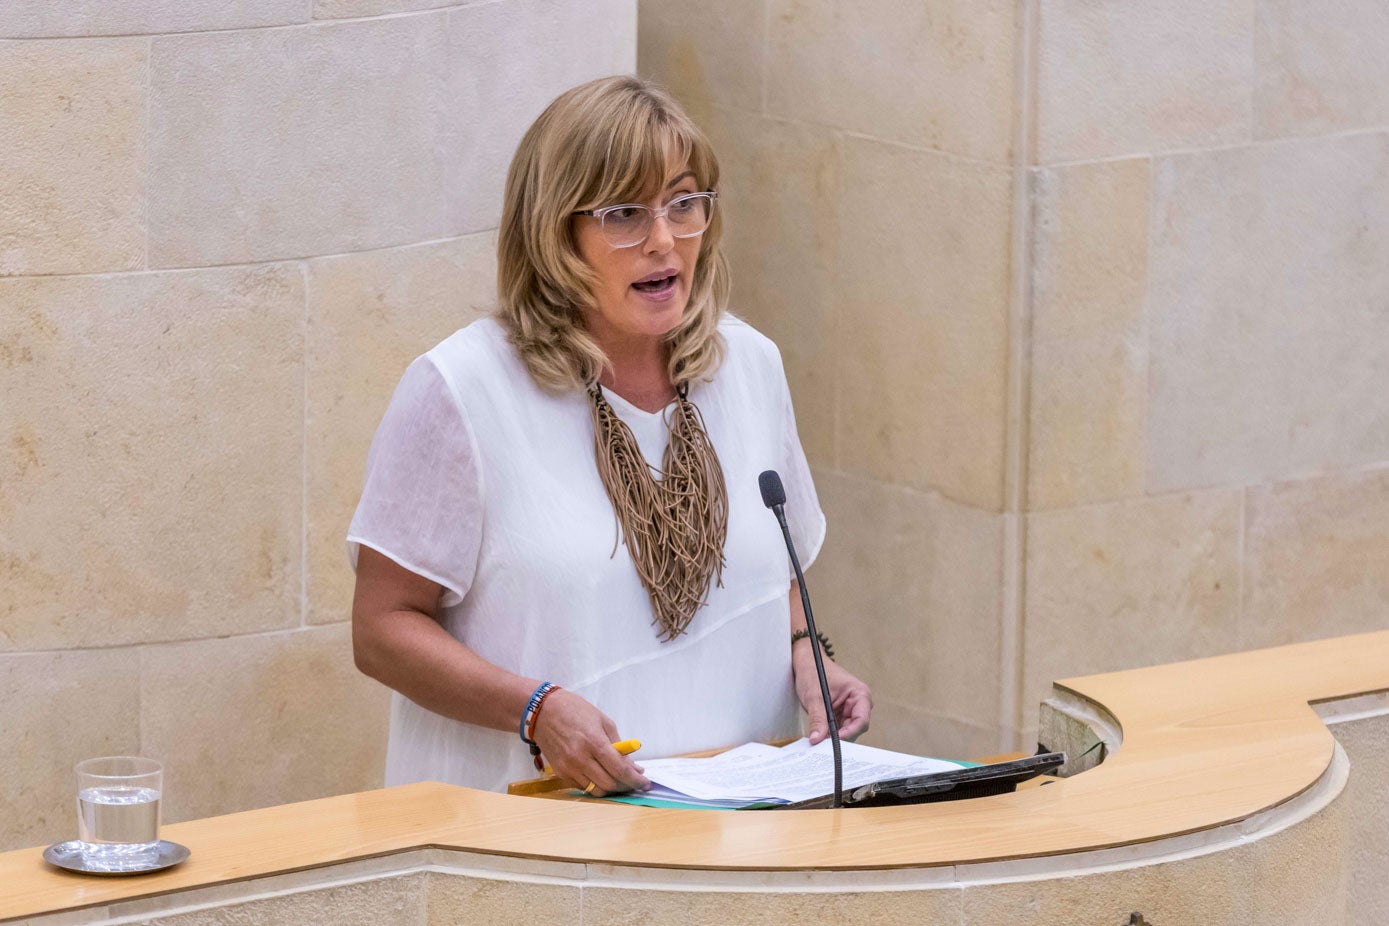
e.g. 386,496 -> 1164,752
790,628 -> 835,660
519,681 -> 561,772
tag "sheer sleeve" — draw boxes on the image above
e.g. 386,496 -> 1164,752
346,356 -> 483,608
775,364 -> 826,575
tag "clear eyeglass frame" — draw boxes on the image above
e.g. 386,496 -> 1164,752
574,191 -> 718,249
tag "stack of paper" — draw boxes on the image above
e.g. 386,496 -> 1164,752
610,738 -> 967,810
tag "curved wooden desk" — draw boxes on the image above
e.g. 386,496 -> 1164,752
4,630 -> 1387,923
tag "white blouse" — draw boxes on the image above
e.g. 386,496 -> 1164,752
347,315 -> 825,792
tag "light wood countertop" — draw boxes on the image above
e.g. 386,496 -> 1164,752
4,629 -> 1386,921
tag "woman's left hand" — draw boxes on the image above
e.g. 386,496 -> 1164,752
792,642 -> 873,744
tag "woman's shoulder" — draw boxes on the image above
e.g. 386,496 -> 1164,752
427,314 -> 507,364
717,312 -> 787,378
421,315 -> 527,391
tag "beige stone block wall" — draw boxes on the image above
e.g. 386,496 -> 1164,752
0,651 -> 141,852
0,39 -> 147,275
813,471 -> 1003,758
0,4 -> 313,39
764,0 -> 1016,164
1148,135 -> 1389,492
426,870 -> 582,925
148,18 -> 456,267
1333,712 -> 1389,919
315,1 -> 457,20
140,625 -> 388,823
1,266 -> 306,650
0,2 -> 634,853
642,0 -> 1389,754
1023,490 -> 1243,706
1019,1 -> 1389,736
836,139 -> 1012,510
1256,0 -> 1389,138
582,885 -> 965,925
1028,157 -> 1149,510
304,235 -> 496,624
140,873 -> 429,926
1243,470 -> 1389,648
961,795 -> 1350,925
1035,0 -> 1255,164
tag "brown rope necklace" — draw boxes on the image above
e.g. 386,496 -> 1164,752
588,382 -> 728,641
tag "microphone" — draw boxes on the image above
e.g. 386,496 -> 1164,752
759,470 -> 843,808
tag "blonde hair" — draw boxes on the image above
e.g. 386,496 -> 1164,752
496,76 -> 730,392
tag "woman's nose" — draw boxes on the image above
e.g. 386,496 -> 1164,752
644,213 -> 676,253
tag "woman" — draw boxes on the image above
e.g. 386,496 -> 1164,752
349,75 -> 871,797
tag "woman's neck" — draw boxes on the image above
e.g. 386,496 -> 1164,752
594,333 -> 675,413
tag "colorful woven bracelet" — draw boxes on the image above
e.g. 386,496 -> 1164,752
519,681 -> 556,744
520,682 -> 561,772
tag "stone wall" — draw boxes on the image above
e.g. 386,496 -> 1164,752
640,0 -> 1389,753
0,1 -> 635,852
1019,0 -> 1389,738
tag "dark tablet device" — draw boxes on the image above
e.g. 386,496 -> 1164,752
765,752 -> 1067,810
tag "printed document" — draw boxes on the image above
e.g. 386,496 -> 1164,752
626,738 -> 967,809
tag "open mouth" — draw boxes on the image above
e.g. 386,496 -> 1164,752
631,273 -> 677,295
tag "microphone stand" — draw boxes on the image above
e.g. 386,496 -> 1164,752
761,471 -> 843,808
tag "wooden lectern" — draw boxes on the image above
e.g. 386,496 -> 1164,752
4,631 -> 1386,924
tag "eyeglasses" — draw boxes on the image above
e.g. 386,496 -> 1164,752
574,191 -> 718,249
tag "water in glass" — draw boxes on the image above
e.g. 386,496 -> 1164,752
77,785 -> 161,869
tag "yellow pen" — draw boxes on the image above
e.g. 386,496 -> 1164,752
542,739 -> 641,776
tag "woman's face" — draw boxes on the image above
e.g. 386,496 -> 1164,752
573,164 -> 703,349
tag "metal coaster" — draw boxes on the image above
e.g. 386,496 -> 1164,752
43,840 -> 190,876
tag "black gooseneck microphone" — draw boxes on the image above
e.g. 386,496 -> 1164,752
759,469 -> 843,808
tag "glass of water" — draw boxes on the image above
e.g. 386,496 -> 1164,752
75,757 -> 162,871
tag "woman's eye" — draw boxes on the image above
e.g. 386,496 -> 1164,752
608,206 -> 644,222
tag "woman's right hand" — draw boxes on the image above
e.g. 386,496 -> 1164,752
532,689 -> 651,796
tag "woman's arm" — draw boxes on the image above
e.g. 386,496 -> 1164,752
351,546 -> 649,795
789,580 -> 873,743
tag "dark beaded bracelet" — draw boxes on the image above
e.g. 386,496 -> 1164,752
790,628 -> 835,660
